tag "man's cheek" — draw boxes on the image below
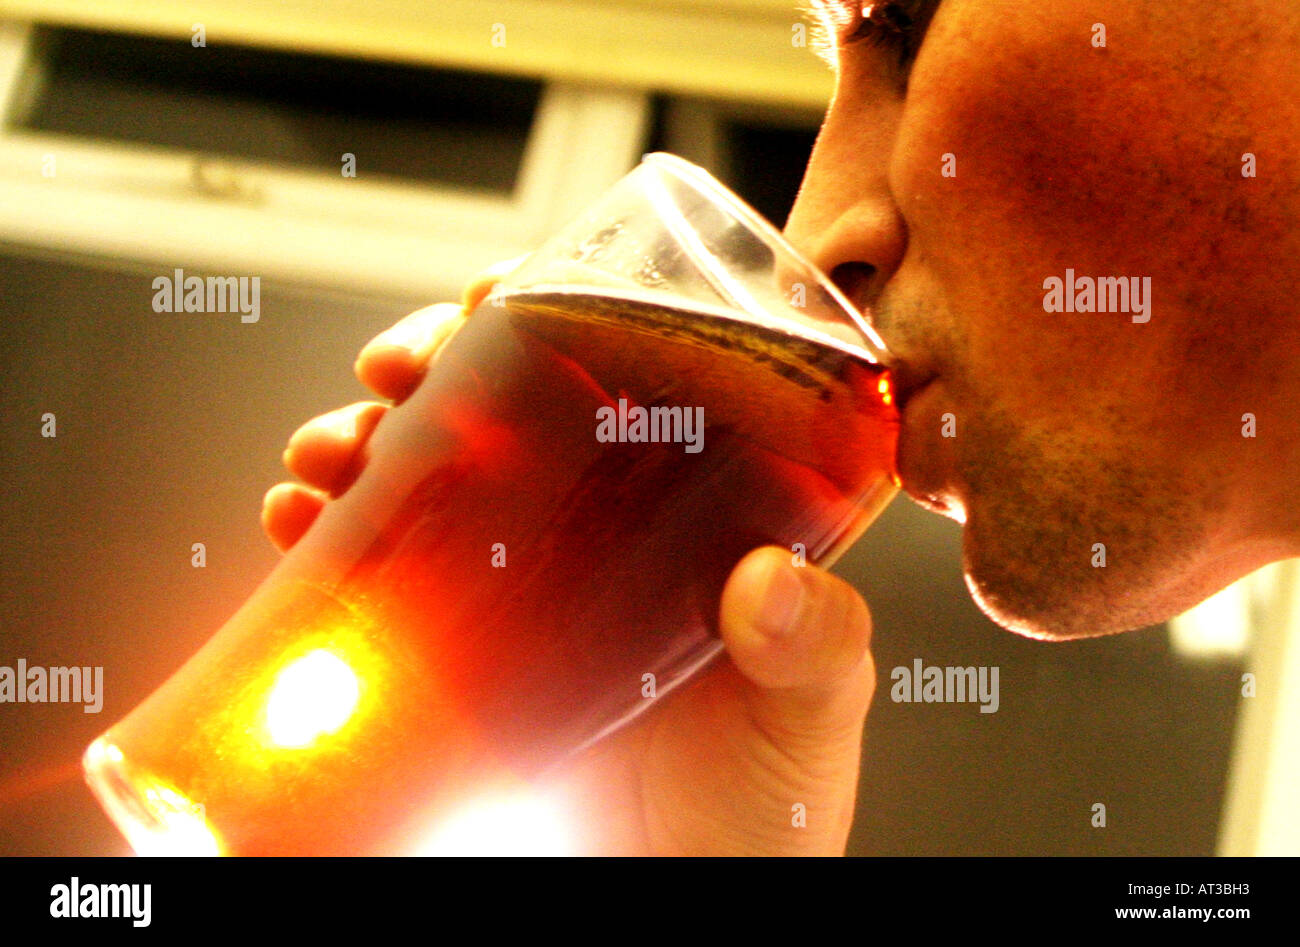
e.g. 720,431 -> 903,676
903,11 -> 1272,288
894,39 -> 1213,397
912,78 -> 1145,257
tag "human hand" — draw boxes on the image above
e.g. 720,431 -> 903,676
262,264 -> 877,855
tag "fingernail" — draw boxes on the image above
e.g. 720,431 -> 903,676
756,557 -> 807,639
262,481 -> 288,511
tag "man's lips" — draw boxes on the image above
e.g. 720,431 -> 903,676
889,364 -> 937,413
893,372 -> 962,519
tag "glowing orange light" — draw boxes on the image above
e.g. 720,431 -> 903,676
877,375 -> 893,406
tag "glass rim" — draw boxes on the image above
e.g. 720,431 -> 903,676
640,151 -> 892,365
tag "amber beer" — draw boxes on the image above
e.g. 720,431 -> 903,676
86,286 -> 898,855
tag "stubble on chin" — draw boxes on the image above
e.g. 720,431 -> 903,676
952,405 -> 1209,640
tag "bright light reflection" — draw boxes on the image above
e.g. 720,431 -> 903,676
878,375 -> 893,406
265,649 -> 361,748
85,738 -> 222,856
414,793 -> 578,857
132,784 -> 220,857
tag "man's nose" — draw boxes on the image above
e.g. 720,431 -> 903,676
783,96 -> 908,319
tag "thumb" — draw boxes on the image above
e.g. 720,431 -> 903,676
719,546 -> 876,749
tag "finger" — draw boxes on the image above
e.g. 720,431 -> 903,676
282,401 -> 387,496
354,303 -> 467,403
462,254 -> 530,311
719,546 -> 876,747
261,482 -> 328,553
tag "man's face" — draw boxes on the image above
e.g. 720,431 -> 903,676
786,1 -> 1300,638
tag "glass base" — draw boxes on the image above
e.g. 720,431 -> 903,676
83,738 -> 220,856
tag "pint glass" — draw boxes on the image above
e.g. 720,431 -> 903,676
84,153 -> 898,855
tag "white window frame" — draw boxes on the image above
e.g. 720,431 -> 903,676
1217,559 -> 1300,855
0,19 -> 651,298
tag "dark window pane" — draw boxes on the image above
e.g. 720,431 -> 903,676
12,26 -> 542,193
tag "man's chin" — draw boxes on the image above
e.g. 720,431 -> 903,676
957,517 -> 1142,642
961,570 -> 1091,641
896,486 -> 1075,637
